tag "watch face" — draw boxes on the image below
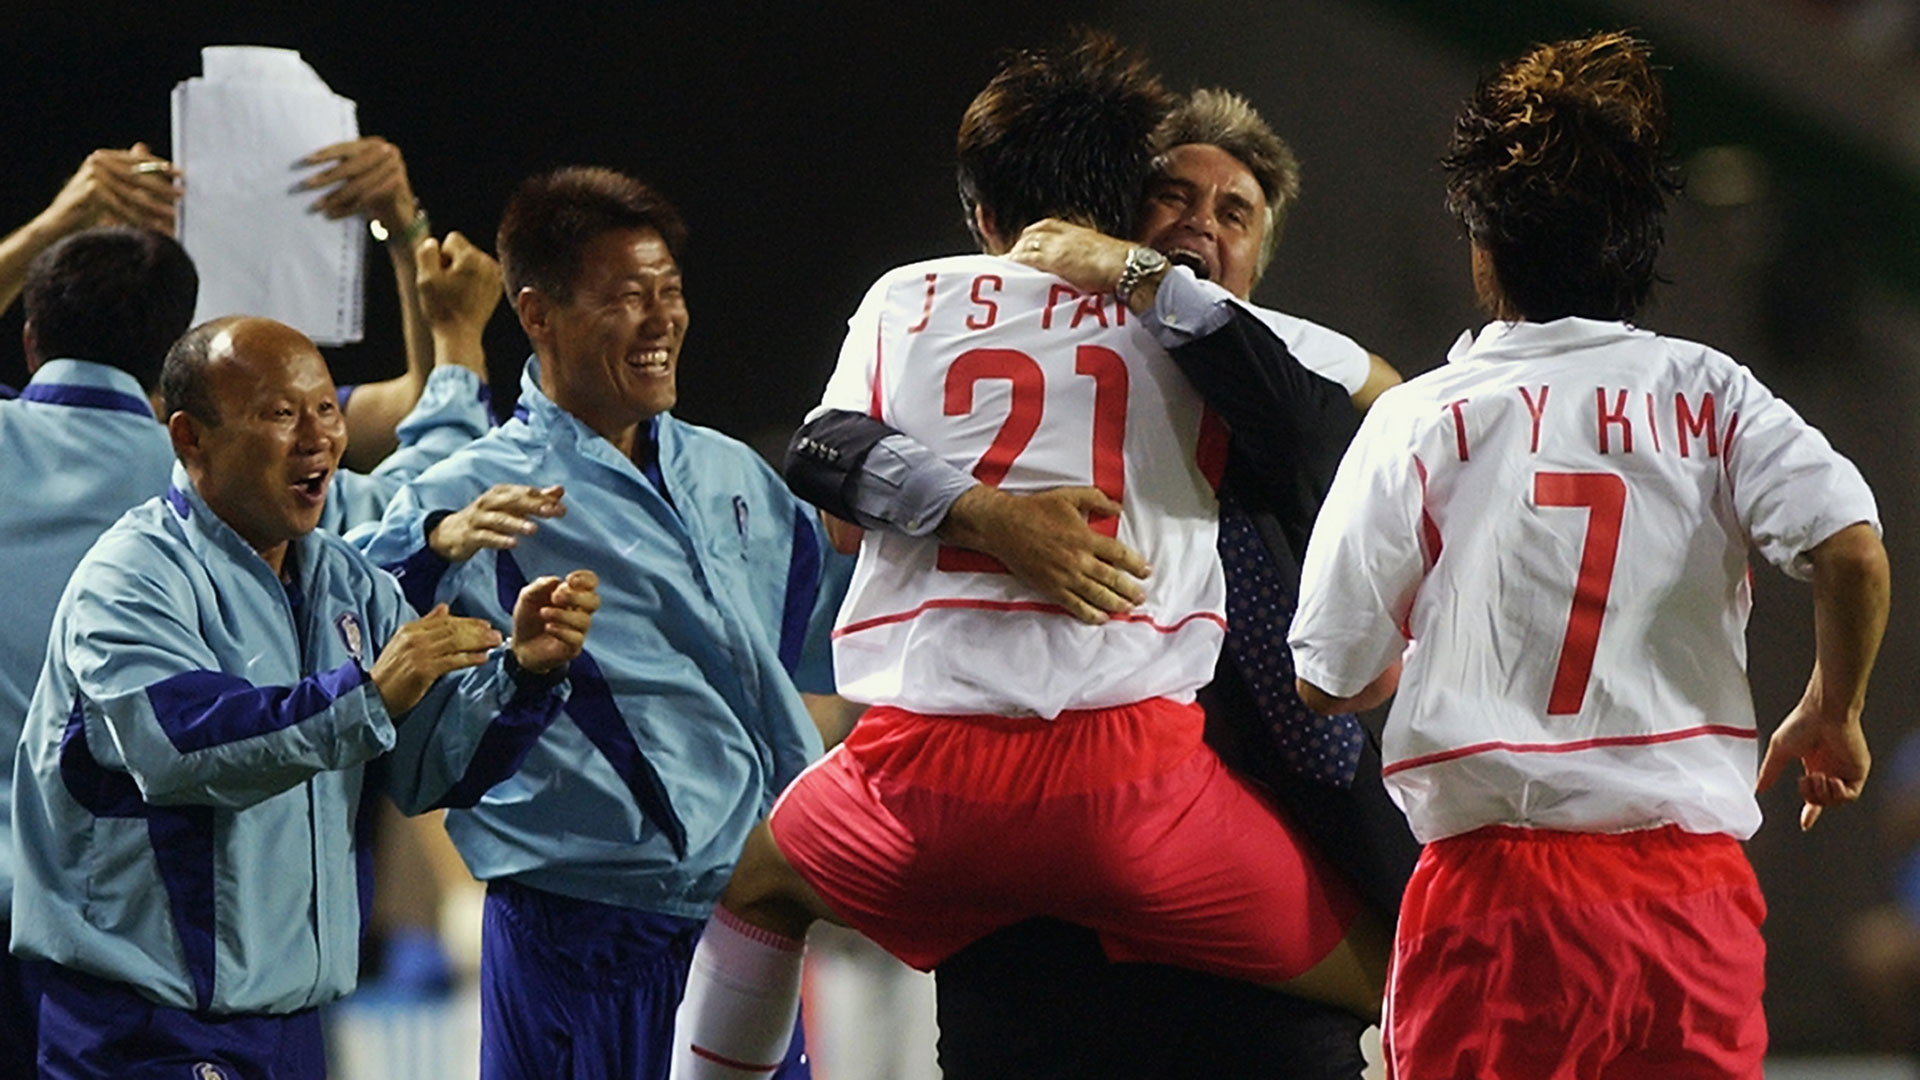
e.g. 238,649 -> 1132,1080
1118,246 -> 1167,297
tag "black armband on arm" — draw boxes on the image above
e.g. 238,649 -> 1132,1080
783,409 -> 900,521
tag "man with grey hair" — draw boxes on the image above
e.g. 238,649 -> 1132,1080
785,87 -> 1413,1079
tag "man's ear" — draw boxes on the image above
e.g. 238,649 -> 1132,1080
167,410 -> 203,465
972,204 -> 1008,255
514,286 -> 552,346
22,320 -> 41,375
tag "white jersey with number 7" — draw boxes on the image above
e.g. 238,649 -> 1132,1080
1290,317 -> 1879,843
814,253 -> 1226,719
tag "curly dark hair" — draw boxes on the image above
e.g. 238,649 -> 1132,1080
956,30 -> 1174,245
1443,32 -> 1680,321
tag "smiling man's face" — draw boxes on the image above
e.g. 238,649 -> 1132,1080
531,226 -> 689,450
179,318 -> 345,573
1138,142 -> 1269,301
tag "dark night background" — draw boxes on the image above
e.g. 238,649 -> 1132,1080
7,0 -> 1920,1056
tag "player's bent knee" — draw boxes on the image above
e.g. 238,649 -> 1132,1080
1272,908 -> 1390,1021
719,820 -> 835,940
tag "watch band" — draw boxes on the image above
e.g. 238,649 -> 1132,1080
1114,245 -> 1169,304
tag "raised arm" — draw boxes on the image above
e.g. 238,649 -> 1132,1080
299,136 -> 443,470
0,144 -> 179,313
1008,217 -> 1358,505
415,231 -> 501,383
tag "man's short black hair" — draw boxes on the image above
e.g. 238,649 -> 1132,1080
956,31 -> 1174,245
496,167 -> 689,302
24,227 -> 197,388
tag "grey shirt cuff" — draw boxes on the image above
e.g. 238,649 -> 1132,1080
847,434 -> 977,536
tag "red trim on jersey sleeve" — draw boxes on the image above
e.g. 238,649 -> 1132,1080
1401,454 -> 1444,640
1380,723 -> 1758,778
1414,455 -> 1443,568
831,598 -> 1226,639
690,1045 -> 786,1074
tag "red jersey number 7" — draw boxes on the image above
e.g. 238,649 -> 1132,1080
1534,471 -> 1626,715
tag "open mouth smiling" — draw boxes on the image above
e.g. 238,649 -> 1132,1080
292,469 -> 330,501
1165,246 -> 1212,281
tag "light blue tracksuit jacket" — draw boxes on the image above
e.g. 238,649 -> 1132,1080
9,465 -> 564,1014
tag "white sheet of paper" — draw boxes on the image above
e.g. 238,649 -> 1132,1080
199,45 -> 330,89
173,47 -> 365,345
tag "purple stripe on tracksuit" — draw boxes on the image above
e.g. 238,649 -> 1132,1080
426,670 -> 569,811
58,696 -> 144,818
35,963 -> 324,1080
777,504 -> 821,674
20,382 -> 152,416
148,806 -> 218,1010
355,758 -> 387,940
56,699 -> 219,1010
493,551 -> 688,857
143,663 -> 365,753
384,509 -> 456,614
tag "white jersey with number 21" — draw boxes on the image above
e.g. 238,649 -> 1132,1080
815,253 -> 1225,719
1290,317 -> 1879,843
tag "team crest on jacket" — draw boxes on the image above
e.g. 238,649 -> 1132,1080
335,612 -> 365,662
194,1063 -> 232,1080
733,495 -> 750,541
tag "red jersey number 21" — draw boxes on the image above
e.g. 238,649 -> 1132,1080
1534,471 -> 1626,715
936,345 -> 1128,573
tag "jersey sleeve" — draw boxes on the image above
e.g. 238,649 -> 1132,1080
1289,391 -> 1428,697
63,540 -> 397,811
1723,367 -> 1880,580
1249,306 -> 1371,397
810,275 -> 894,421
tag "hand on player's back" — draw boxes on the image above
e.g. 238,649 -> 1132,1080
938,484 -> 1148,625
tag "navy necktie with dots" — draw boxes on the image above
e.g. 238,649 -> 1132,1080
1216,496 -> 1365,787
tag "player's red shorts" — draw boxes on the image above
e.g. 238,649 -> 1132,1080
767,697 -> 1358,983
1386,824 -> 1766,1080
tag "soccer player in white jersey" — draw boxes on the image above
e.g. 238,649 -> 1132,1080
1289,33 -> 1890,1078
668,34 -> 1383,1079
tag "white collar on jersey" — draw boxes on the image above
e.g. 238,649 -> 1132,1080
1448,316 -> 1647,365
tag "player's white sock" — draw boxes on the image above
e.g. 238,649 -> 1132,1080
669,907 -> 805,1079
